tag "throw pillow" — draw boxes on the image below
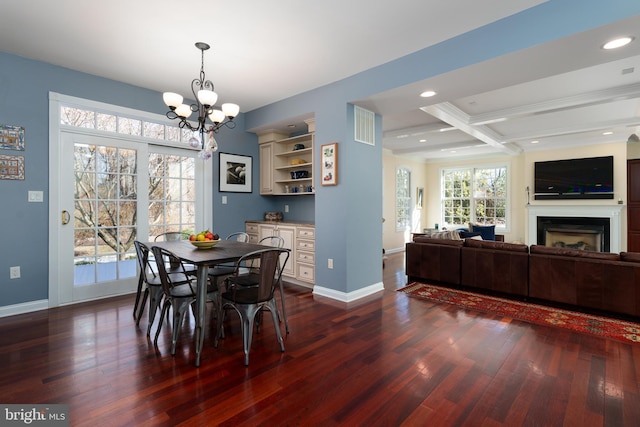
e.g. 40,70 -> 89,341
459,230 -> 482,239
471,224 -> 496,241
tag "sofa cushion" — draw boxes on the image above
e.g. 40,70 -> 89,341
413,237 -> 464,246
464,238 -> 529,253
620,252 -> 640,263
418,230 -> 461,240
470,224 -> 496,241
459,230 -> 483,239
530,244 -> 620,260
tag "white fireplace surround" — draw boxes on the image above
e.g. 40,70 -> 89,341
526,205 -> 624,253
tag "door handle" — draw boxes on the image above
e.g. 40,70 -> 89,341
61,210 -> 70,225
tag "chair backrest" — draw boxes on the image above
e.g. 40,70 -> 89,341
151,246 -> 194,295
154,231 -> 187,242
134,241 -> 157,283
234,248 -> 290,301
226,232 -> 250,243
258,235 -> 285,248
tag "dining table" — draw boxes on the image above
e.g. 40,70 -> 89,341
148,239 -> 271,366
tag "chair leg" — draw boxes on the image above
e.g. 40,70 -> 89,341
171,299 -> 193,355
267,299 -> 285,352
146,287 -> 163,336
154,301 -> 170,346
132,273 -> 145,318
135,288 -> 149,325
240,306 -> 259,366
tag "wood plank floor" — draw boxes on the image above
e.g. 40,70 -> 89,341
1,252 -> 639,426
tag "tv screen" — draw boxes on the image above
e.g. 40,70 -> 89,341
534,156 -> 614,200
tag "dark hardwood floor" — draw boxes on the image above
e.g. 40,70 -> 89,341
1,252 -> 639,426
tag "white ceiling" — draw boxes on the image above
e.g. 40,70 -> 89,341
2,1 -> 639,161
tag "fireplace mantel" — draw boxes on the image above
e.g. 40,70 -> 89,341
526,205 -> 624,253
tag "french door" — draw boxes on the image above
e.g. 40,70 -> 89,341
57,132 -> 146,303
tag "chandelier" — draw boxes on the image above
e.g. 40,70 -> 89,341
163,42 -> 239,159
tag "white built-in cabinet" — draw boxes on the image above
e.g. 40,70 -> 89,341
245,221 -> 315,287
257,119 -> 315,196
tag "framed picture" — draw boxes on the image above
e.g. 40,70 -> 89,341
219,152 -> 252,193
0,125 -> 25,151
416,187 -> 424,209
320,142 -> 338,186
0,155 -> 25,180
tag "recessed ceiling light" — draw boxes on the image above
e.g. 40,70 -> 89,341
602,36 -> 634,50
420,90 -> 437,98
531,140 -> 539,144
603,131 -> 613,135
419,139 -> 427,143
287,124 -> 296,128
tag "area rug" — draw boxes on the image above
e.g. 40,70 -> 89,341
398,282 -> 640,344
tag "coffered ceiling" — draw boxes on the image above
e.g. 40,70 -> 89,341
1,1 -> 639,161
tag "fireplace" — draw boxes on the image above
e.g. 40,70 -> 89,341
526,205 -> 623,253
536,216 -> 609,252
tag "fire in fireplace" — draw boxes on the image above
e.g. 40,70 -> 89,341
536,216 -> 610,252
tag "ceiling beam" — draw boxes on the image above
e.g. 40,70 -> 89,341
421,102 -> 522,155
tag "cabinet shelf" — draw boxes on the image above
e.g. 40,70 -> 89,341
276,147 -> 312,158
275,163 -> 312,171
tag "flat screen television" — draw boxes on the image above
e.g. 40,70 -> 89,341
534,155 -> 614,200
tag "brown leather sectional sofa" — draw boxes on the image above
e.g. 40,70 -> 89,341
406,236 -> 640,318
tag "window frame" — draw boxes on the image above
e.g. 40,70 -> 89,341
440,163 -> 510,232
395,166 -> 412,232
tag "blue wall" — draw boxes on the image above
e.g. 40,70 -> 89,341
1,0 -> 639,308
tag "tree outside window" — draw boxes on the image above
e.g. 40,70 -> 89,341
441,166 -> 507,228
396,167 -> 411,231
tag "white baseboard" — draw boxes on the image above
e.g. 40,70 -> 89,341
313,281 -> 384,302
0,299 -> 49,318
385,247 -> 405,254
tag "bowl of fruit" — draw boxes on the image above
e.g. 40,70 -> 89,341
188,230 -> 220,249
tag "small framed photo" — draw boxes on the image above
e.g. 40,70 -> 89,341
416,187 -> 424,209
0,155 -> 25,180
0,125 -> 25,151
320,142 -> 338,186
219,152 -> 252,193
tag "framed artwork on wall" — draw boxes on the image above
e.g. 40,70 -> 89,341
0,155 -> 25,180
416,187 -> 424,209
320,142 -> 338,186
0,125 -> 25,151
219,152 -> 252,193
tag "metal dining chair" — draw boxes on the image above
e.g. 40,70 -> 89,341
133,241 -> 166,336
207,232 -> 252,316
215,247 -> 290,365
154,231 -> 197,274
224,235 -> 290,333
151,245 -> 199,354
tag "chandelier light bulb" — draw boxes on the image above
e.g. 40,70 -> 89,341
163,92 -> 183,109
175,104 -> 193,119
209,109 -> 225,123
197,89 -> 218,108
222,103 -> 240,118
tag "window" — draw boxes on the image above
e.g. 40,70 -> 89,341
396,167 -> 411,231
441,165 -> 507,228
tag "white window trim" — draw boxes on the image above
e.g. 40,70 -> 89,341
439,162 -> 510,232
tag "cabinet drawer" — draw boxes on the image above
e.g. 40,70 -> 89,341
297,227 -> 315,240
297,239 -> 315,251
246,223 -> 259,234
296,263 -> 315,283
297,250 -> 315,264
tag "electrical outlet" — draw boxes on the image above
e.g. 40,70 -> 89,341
10,266 -> 20,279
284,204 -> 289,213
222,196 -> 228,205
328,259 -> 334,269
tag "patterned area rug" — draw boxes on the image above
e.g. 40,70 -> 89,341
398,282 -> 640,344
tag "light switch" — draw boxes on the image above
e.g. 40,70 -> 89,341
222,196 -> 228,205
28,191 -> 44,202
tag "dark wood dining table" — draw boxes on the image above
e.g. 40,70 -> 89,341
148,239 -> 271,366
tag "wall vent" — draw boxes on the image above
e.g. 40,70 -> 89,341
354,106 -> 375,145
